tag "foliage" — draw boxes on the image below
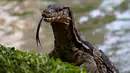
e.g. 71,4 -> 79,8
0,44 -> 86,73
115,0 -> 129,12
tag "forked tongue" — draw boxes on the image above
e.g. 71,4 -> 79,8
36,16 -> 45,47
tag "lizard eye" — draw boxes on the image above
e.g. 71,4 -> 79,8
56,8 -> 62,12
56,7 -> 68,12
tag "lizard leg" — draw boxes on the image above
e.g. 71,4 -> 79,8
49,49 -> 60,59
73,50 -> 99,73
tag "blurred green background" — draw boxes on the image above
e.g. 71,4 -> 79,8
0,0 -> 130,73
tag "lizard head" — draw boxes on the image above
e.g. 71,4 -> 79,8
36,4 -> 74,46
42,4 -> 71,25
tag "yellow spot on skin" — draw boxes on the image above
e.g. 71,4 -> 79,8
67,17 -> 71,20
47,18 -> 51,21
64,21 -> 69,25
49,11 -> 51,13
58,17 -> 60,19
52,17 -> 54,20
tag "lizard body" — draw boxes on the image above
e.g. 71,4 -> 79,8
36,4 -> 119,73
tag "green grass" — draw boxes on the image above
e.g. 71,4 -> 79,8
78,14 -> 115,33
76,14 -> 115,45
69,0 -> 101,13
0,44 -> 86,73
115,0 -> 129,12
71,5 -> 95,13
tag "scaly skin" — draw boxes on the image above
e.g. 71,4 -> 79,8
36,4 -> 119,73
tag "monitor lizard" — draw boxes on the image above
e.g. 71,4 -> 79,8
36,4 -> 119,73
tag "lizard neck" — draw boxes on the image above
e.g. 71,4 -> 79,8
51,22 -> 74,45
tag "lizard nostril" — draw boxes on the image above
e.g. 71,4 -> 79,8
43,10 -> 52,13
42,13 -> 46,17
43,10 -> 48,13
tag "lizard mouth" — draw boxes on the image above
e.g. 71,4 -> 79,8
41,11 -> 71,24
42,13 -> 53,22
